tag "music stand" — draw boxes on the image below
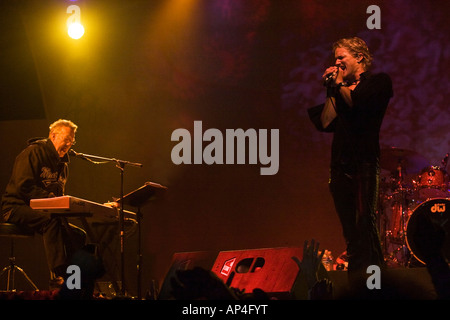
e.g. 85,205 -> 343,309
117,181 -> 167,299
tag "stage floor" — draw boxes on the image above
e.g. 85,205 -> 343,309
0,266 -> 439,300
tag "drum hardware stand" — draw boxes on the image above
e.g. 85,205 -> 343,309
378,189 -> 394,260
395,163 -> 408,265
398,188 -> 409,266
441,153 -> 449,172
117,182 -> 167,299
69,149 -> 143,297
382,162 -> 413,267
387,194 -> 410,267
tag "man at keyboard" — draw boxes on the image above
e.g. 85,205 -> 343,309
1,119 -> 86,285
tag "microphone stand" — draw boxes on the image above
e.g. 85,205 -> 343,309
70,150 -> 142,297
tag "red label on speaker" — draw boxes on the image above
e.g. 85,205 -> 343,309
220,258 -> 236,276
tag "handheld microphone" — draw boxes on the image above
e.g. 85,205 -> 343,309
325,71 -> 336,81
323,71 -> 336,86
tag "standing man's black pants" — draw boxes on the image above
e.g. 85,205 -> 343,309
329,163 -> 384,279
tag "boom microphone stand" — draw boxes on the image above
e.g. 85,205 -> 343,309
69,149 -> 142,296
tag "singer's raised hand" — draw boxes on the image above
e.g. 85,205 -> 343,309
322,66 -> 338,81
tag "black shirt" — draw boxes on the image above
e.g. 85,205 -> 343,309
308,71 -> 393,170
1,138 -> 69,216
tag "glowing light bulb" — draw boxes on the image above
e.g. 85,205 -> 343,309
68,22 -> 85,39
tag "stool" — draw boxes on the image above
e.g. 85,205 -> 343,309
0,223 -> 39,291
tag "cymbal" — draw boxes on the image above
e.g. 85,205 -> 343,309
380,147 -> 429,174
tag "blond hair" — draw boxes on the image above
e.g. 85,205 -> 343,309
49,119 -> 78,136
333,37 -> 373,71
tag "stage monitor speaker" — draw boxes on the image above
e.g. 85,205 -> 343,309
158,251 -> 218,300
211,247 -> 321,299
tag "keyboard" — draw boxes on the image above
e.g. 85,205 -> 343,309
30,196 -> 136,223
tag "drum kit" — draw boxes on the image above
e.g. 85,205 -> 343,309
379,147 -> 449,267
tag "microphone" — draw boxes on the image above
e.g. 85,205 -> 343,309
325,71 -> 336,81
68,149 -> 143,167
323,71 -> 336,86
68,149 -> 79,157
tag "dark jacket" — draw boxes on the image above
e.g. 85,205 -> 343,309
1,138 -> 69,219
308,71 -> 393,169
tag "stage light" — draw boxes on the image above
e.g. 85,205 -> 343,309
67,4 -> 84,39
68,22 -> 85,39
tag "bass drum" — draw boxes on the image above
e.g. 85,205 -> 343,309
406,198 -> 450,264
